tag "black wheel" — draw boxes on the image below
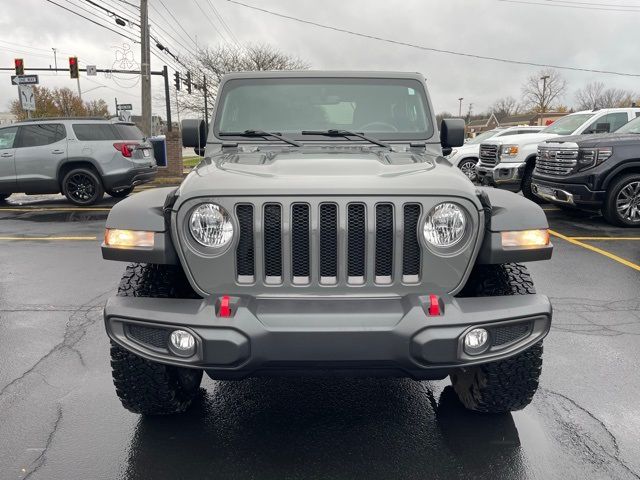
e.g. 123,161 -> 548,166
107,186 -> 134,198
602,174 -> 640,227
521,165 -> 542,203
0,193 -> 10,202
62,168 -> 104,206
110,264 -> 202,415
458,158 -> 478,182
451,264 -> 543,413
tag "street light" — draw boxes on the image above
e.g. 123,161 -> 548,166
458,97 -> 464,117
540,75 -> 550,113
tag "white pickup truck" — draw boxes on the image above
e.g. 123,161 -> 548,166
476,108 -> 640,199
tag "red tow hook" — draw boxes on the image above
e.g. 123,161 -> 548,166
218,295 -> 232,318
428,294 -> 442,316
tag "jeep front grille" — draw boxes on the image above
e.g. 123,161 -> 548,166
535,147 -> 578,176
479,144 -> 499,167
235,200 -> 423,287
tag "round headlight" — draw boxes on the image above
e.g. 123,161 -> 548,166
189,203 -> 233,247
424,203 -> 467,248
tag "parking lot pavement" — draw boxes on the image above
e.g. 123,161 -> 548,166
1,195 -> 639,480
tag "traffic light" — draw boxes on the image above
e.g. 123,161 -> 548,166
186,71 -> 192,94
174,71 -> 181,91
69,57 -> 79,79
14,58 -> 24,75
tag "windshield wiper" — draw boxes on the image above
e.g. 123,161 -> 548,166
219,130 -> 302,147
301,129 -> 391,149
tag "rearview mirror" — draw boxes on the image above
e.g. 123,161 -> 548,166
440,118 -> 465,155
182,119 -> 207,156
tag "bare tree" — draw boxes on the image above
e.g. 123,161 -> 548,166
575,81 -> 638,110
521,69 -> 567,113
175,44 -> 309,119
490,96 -> 520,120
436,111 -> 454,124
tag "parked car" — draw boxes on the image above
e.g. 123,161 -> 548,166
448,125 -> 544,181
0,117 -> 157,205
101,71 -> 553,416
476,108 -> 640,200
532,115 -> 640,226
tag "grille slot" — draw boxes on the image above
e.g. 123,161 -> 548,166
291,203 -> 310,283
402,204 -> 421,282
263,204 -> 282,282
492,323 -> 531,347
347,203 -> 366,283
535,148 -> 579,176
479,144 -> 499,167
236,204 -> 255,282
126,324 -> 170,350
319,203 -> 338,283
375,204 -> 394,283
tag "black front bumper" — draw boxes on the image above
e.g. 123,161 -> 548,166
104,294 -> 552,380
102,166 -> 158,191
531,177 -> 605,208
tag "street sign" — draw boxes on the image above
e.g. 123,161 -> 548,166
118,104 -> 133,111
86,65 -> 97,76
11,75 -> 39,86
19,85 -> 35,111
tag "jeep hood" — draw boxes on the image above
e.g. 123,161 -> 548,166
176,148 -> 481,206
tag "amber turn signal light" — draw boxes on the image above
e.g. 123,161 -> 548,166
501,229 -> 550,248
104,229 -> 154,248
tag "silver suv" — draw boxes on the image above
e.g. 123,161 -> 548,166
0,118 -> 157,205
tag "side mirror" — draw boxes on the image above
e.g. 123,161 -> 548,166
182,119 -> 207,156
440,118 -> 465,155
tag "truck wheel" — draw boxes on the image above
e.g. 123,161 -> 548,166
62,168 -> 104,206
458,159 -> 478,182
107,186 -> 134,198
451,264 -> 543,413
602,174 -> 640,227
110,264 -> 203,415
521,166 -> 542,203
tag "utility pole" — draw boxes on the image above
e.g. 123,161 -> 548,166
52,48 -> 57,73
140,0 -> 152,137
163,66 -> 172,131
203,74 -> 209,130
540,75 -> 550,113
458,97 -> 464,118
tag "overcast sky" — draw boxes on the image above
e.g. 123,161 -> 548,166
1,0 -> 639,118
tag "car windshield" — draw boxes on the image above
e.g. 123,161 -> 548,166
542,113 -> 594,135
466,129 -> 501,144
215,77 -> 433,141
614,116 -> 640,134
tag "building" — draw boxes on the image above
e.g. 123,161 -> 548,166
465,113 -> 499,138
499,112 -> 567,127
0,112 -> 16,126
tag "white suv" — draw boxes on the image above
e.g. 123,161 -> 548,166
447,125 -> 544,181
476,108 -> 640,199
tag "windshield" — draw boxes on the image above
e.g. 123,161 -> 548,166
467,129 -> 501,144
542,113 -> 594,136
614,116 -> 640,134
215,77 -> 433,141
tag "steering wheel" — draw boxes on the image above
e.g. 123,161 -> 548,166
358,122 -> 399,132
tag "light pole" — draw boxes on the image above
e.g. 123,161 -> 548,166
140,0 -> 152,137
458,97 -> 464,118
540,75 -> 550,113
52,47 -> 57,73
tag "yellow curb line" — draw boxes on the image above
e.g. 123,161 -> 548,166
542,207 -> 561,211
570,237 -> 640,241
0,236 -> 97,241
549,230 -> 640,272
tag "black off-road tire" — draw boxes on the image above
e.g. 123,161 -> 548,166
452,264 -> 544,413
602,173 -> 640,227
107,186 -> 135,198
0,193 -> 10,202
61,167 -> 104,206
110,264 -> 203,415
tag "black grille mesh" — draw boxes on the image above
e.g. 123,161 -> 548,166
264,204 -> 282,277
236,205 -> 255,277
492,323 -> 531,346
320,204 -> 338,277
127,325 -> 170,349
347,204 -> 366,278
375,204 -> 394,277
291,203 -> 310,277
402,204 -> 421,277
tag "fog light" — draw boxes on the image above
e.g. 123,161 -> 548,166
464,328 -> 489,355
169,330 -> 196,357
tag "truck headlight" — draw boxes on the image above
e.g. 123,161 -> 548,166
577,147 -> 612,171
501,145 -> 519,156
189,203 -> 233,247
424,202 -> 467,248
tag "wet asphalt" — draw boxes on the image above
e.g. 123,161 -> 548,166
0,192 -> 639,480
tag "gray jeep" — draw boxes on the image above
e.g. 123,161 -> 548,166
102,71 -> 553,416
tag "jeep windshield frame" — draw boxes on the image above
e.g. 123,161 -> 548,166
213,76 -> 434,143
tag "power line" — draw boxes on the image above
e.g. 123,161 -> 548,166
156,0 -> 199,48
205,0 -> 242,46
79,0 -> 141,26
148,3 -> 195,53
194,0 -> 230,43
224,0 -> 640,77
545,0 -> 640,8
42,0 -> 140,43
498,0 -> 640,12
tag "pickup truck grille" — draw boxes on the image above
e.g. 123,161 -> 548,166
234,200 -> 423,287
535,147 -> 578,176
478,144 -> 499,167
